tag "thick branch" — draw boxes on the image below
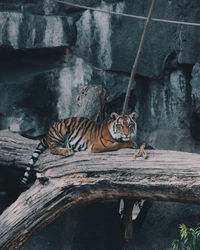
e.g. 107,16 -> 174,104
1,131 -> 200,249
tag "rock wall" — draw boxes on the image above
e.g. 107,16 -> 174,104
1,0 -> 200,249
1,0 -> 200,149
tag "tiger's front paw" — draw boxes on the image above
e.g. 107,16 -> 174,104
127,141 -> 137,148
131,141 -> 137,148
122,141 -> 137,149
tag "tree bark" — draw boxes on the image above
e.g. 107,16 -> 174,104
1,130 -> 200,249
75,84 -> 107,121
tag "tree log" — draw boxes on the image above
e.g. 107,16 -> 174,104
1,130 -> 200,249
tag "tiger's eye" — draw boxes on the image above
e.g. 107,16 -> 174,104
116,124 -> 123,129
128,123 -> 134,128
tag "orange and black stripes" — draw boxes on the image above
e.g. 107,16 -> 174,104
21,113 -> 137,185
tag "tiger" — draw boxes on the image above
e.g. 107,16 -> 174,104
21,112 -> 137,185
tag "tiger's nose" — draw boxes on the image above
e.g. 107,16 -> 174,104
124,131 -> 129,137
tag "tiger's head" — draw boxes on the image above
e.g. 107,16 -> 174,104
109,112 -> 137,141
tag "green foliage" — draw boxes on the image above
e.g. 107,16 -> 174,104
172,224 -> 200,250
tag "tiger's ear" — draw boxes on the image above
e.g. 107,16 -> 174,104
129,112 -> 136,120
110,112 -> 119,120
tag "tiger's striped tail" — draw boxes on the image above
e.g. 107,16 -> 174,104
21,140 -> 48,185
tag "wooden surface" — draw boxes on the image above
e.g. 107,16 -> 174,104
1,130 -> 200,249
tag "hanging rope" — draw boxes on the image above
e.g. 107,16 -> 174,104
122,0 -> 157,114
54,0 -> 200,27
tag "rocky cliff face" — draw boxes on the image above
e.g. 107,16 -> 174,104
1,0 -> 200,249
1,0 -> 200,151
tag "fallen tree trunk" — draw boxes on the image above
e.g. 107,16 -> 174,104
1,131 -> 200,249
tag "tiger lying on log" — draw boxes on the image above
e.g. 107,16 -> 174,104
21,112 -> 137,185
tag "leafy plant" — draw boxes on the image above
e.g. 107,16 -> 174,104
172,224 -> 200,250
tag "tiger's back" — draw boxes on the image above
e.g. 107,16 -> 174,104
43,117 -> 103,154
